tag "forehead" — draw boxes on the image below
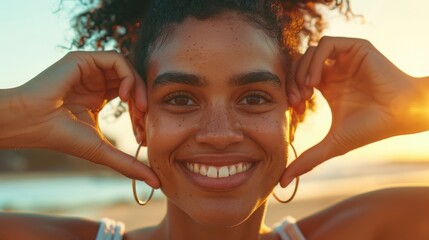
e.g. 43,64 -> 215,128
146,12 -> 285,84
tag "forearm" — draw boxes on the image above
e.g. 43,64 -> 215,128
0,87 -> 37,148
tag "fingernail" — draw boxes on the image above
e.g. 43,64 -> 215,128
147,179 -> 159,189
282,177 -> 293,188
123,92 -> 130,101
289,94 -> 298,106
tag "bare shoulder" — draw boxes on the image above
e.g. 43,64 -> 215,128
0,212 -> 100,240
298,187 -> 429,240
125,225 -> 159,240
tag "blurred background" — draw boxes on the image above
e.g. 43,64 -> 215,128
1,0 -> 429,230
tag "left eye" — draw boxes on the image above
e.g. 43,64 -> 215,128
238,93 -> 271,105
164,92 -> 197,106
168,96 -> 196,106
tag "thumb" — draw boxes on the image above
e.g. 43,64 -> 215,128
50,114 -> 161,189
279,138 -> 338,188
89,140 -> 161,189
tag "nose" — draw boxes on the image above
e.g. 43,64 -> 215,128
195,103 -> 243,149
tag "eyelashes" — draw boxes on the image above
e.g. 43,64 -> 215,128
163,90 -> 273,107
237,91 -> 272,105
164,92 -> 197,106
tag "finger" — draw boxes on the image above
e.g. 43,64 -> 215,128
119,59 -> 139,102
294,101 -> 307,115
286,54 -> 303,107
290,47 -> 316,113
296,47 -> 316,97
86,51 -> 136,102
307,36 -> 360,87
132,67 -> 147,112
94,140 -> 161,188
53,115 -> 160,188
319,43 -> 370,85
103,70 -> 122,89
279,138 -> 337,188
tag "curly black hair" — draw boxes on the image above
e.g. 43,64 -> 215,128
71,0 -> 353,124
72,0 -> 352,55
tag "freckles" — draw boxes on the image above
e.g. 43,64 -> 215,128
177,116 -> 185,128
172,191 -> 193,203
185,40 -> 207,68
146,116 -> 160,136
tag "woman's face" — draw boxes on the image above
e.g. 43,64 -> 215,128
143,13 -> 290,226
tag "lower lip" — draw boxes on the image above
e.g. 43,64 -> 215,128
178,163 -> 257,191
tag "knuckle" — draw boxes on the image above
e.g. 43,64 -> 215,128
359,38 -> 372,46
318,36 -> 331,45
307,46 -> 317,53
107,50 -> 123,59
107,49 -> 120,54
65,51 -> 84,59
64,51 -> 77,61
305,46 -> 317,54
64,51 -> 86,64
360,39 -> 374,51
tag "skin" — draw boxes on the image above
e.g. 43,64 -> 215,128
129,13 -> 291,240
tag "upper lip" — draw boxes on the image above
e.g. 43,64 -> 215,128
175,153 -> 260,166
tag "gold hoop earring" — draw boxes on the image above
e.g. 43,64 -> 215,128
132,142 -> 154,206
272,143 -> 300,204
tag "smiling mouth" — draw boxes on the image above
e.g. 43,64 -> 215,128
184,162 -> 253,179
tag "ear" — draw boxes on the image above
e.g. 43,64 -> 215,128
128,99 -> 147,146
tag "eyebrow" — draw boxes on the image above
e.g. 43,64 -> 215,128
152,72 -> 206,88
152,70 -> 281,88
230,71 -> 281,87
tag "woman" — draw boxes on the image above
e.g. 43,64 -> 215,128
1,0 -> 429,239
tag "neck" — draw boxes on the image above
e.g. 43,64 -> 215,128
155,200 -> 272,240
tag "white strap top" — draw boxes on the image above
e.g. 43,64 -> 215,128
96,216 -> 306,240
95,218 -> 125,240
273,216 -> 307,240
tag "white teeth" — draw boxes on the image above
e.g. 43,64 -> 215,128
218,166 -> 229,178
193,164 -> 200,174
237,163 -> 243,172
184,162 -> 252,178
188,163 -> 194,172
207,166 -> 218,178
229,165 -> 236,175
199,165 -> 207,176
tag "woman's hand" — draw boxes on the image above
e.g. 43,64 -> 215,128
282,37 -> 429,186
0,51 -> 159,188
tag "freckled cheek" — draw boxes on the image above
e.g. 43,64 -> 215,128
240,112 -> 289,164
241,112 -> 288,139
145,112 -> 198,176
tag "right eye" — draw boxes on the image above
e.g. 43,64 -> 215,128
164,92 -> 197,106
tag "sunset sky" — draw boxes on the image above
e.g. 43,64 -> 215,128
1,0 -> 429,166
